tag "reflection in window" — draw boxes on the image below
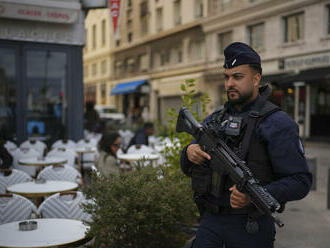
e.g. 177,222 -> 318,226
26,50 -> 67,140
284,12 -> 304,43
0,48 -> 16,140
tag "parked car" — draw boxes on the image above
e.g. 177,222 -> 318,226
94,105 -> 125,122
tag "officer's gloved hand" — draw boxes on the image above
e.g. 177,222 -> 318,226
186,144 -> 211,165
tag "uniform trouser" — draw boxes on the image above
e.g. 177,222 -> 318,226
192,212 -> 276,248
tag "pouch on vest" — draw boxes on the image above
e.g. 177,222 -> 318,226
191,164 -> 212,195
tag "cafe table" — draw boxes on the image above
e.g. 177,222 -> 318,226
18,157 -> 67,167
0,218 -> 89,248
117,153 -> 160,168
6,180 -> 78,198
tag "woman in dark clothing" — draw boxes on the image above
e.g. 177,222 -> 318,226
96,131 -> 121,177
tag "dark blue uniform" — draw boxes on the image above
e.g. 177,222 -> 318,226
180,101 -> 312,247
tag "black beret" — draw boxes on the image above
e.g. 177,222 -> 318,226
223,42 -> 261,69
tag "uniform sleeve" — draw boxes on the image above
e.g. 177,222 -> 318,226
257,111 -> 312,204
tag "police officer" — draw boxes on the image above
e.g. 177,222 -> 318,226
180,42 -> 312,248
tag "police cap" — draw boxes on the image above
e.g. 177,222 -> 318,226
223,42 -> 261,69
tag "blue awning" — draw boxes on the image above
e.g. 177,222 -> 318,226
110,79 -> 147,95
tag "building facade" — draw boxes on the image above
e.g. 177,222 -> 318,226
84,0 -> 209,125
85,0 -> 330,139
83,8 -> 115,108
204,0 -> 330,138
0,0 -> 89,144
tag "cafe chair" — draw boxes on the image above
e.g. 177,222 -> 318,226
47,147 -> 77,169
37,165 -> 82,185
0,169 -> 32,194
0,193 -> 38,224
12,147 -> 40,177
51,139 -> 76,150
126,144 -> 154,154
4,140 -> 17,156
118,129 -> 134,149
37,191 -> 92,222
20,140 -> 47,157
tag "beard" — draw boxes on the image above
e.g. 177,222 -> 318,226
227,89 -> 254,105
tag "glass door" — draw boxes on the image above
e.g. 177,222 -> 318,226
25,49 -> 68,144
0,47 -> 17,141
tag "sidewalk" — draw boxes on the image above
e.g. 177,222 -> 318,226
275,141 -> 330,248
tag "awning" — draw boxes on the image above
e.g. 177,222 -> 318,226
262,67 -> 330,86
110,79 -> 147,95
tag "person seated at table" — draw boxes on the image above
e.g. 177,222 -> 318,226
127,122 -> 155,150
96,131 -> 121,177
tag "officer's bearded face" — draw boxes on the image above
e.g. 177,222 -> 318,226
224,65 -> 259,106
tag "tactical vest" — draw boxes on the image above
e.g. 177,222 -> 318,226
220,99 -> 280,191
191,96 -> 280,211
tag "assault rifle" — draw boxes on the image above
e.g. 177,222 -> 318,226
176,107 -> 284,227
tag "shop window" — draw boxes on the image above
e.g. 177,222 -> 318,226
284,12 -> 304,43
248,23 -> 264,50
218,31 -> 232,54
0,47 -> 17,140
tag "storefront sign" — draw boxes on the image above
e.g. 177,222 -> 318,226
109,0 -> 121,34
285,52 -> 330,70
0,1 -> 79,24
0,20 -> 84,45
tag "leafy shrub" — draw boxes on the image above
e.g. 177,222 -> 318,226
83,166 -> 196,248
162,79 -> 210,170
82,79 -> 210,247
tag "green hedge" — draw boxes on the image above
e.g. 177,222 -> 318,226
83,165 -> 196,248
